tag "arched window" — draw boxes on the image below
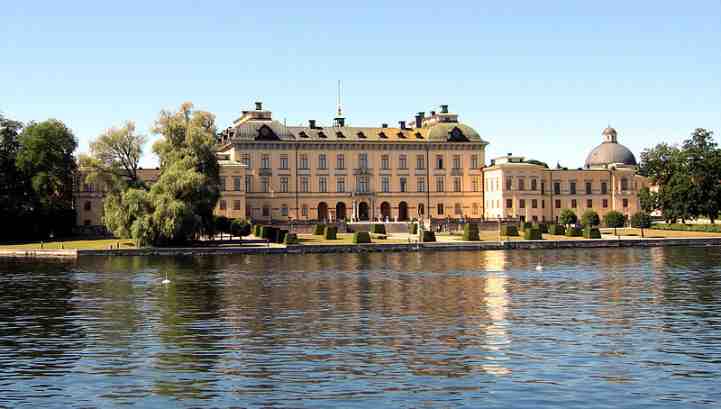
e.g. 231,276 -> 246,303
472,203 -> 479,215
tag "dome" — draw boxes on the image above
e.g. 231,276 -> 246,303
585,128 -> 636,167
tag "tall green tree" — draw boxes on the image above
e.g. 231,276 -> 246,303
79,121 -> 147,191
559,208 -> 577,226
604,210 -> 626,236
580,209 -> 600,227
682,128 -> 721,223
638,186 -> 657,214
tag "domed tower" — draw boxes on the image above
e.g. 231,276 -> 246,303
585,127 -> 637,168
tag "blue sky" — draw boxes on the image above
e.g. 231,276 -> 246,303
2,0 -> 720,168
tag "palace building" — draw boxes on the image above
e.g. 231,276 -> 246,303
73,101 -> 647,228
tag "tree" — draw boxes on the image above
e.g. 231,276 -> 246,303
102,102 -> 220,246
79,121 -> 147,191
630,212 -> 652,238
682,128 -> 721,223
16,120 -> 78,210
638,186 -> 657,214
580,209 -> 600,227
604,210 -> 626,236
230,218 -> 251,238
559,208 -> 577,226
215,215 -> 231,239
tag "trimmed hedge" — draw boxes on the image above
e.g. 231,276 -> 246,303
421,231 -> 436,242
313,224 -> 326,235
548,224 -> 565,235
520,221 -> 532,231
500,225 -> 519,236
409,223 -> 418,235
324,226 -> 338,240
371,224 -> 386,234
260,226 -> 273,239
253,224 -> 262,237
352,231 -> 372,244
463,224 -> 480,241
283,232 -> 299,244
523,227 -> 542,240
533,223 -> 548,233
565,226 -> 582,237
650,223 -> 721,233
278,229 -> 288,243
583,227 -> 602,239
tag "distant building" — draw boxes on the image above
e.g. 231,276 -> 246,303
73,103 -> 646,228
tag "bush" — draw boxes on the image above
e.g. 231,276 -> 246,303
409,223 -> 418,235
277,229 -> 288,243
523,227 -> 542,240
533,223 -> 548,233
215,216 -> 231,235
559,209 -> 578,226
463,224 -> 480,241
371,234 -> 387,240
421,231 -> 436,242
630,212 -> 652,229
253,224 -> 263,237
324,225 -> 338,240
283,232 -> 299,244
651,223 -> 721,233
548,224 -> 565,235
352,231 -> 372,244
261,226 -> 276,240
231,219 -> 251,237
500,225 -> 519,236
581,210 -> 600,227
583,227 -> 602,239
371,224 -> 386,234
313,224 -> 326,235
604,211 -> 626,229
565,226 -> 582,237
520,221 -> 532,231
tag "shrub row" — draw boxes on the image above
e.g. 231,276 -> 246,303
651,223 -> 721,233
523,227 -> 542,240
463,224 -> 480,241
565,226 -> 582,237
583,227 -> 602,239
548,224 -> 565,235
500,225 -> 519,237
352,231 -> 372,244
371,224 -> 386,234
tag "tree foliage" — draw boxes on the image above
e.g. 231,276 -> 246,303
580,209 -> 600,227
102,102 -> 220,246
559,208 -> 577,226
604,211 -> 626,236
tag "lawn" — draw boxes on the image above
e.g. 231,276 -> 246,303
602,228 -> 721,238
0,238 -> 136,250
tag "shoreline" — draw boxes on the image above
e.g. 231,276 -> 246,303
3,236 -> 721,259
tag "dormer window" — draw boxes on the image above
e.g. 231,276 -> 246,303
357,132 -> 366,139
318,131 -> 327,138
397,132 -> 406,139
415,132 -> 423,139
378,132 -> 387,139
336,131 -> 345,138
299,131 -> 309,138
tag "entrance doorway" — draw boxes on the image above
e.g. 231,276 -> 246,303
318,202 -> 329,222
358,202 -> 369,221
398,201 -> 409,221
336,202 -> 347,221
380,202 -> 391,221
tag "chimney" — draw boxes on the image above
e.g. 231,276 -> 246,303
440,104 -> 449,114
309,119 -> 316,129
255,101 -> 263,111
381,123 -> 388,128
430,110 -> 436,116
399,120 -> 406,130
415,112 -> 424,128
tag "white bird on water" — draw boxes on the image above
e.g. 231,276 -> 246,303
535,258 -> 543,271
162,272 -> 171,285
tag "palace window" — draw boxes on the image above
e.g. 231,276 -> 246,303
437,203 -> 444,215
381,176 -> 390,193
587,199 -> 593,208
554,182 -> 560,195
506,199 -> 513,209
472,176 -> 480,192
357,176 -> 369,193
241,154 -> 251,168
541,181 -> 545,194
281,205 -> 288,216
300,176 -> 309,193
623,198 -> 629,208
436,155 -> 444,169
454,203 -> 462,215
506,177 -> 512,191
280,154 -> 288,170
586,182 -> 592,195
400,177 -> 407,193
245,175 -> 253,193
531,179 -> 537,191
260,177 -> 270,193
570,182 -> 577,195
452,155 -> 461,169
471,155 -> 479,169
233,200 -> 241,211
518,179 -> 525,191
416,155 -> 425,170
519,199 -> 526,209
359,153 -> 368,169
621,178 -> 629,191
280,176 -> 289,193
453,177 -> 461,192
319,176 -> 327,193
84,201 -> 91,211
603,199 -> 608,208
381,155 -> 389,170
436,176 -> 444,192
302,205 -> 308,217
336,154 -> 345,169
555,199 -> 561,208
472,203 -> 479,215
337,176 -> 345,193
542,199 -> 545,208
532,199 -> 538,209
219,200 -> 226,210
261,154 -> 270,169
601,182 -> 608,194
318,154 -> 327,170
417,176 -> 426,192
233,176 -> 241,191
262,206 -> 270,217
399,154 -> 407,170
220,177 -> 226,191
299,154 -> 309,169
571,199 -> 577,208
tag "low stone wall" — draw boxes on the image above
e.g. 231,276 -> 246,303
0,249 -> 78,258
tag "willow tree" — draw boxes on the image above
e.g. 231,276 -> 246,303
104,102 -> 220,246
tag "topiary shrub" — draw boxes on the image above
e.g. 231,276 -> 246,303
533,223 -> 548,233
500,225 -> 519,236
520,221 -> 532,231
313,224 -> 326,235
254,224 -> 263,237
565,226 -> 582,237
231,219 -> 251,237
283,232 -> 299,244
421,231 -> 436,242
583,227 -> 601,239
352,231 -> 372,244
371,224 -> 386,234
581,209 -> 600,227
324,225 -> 338,240
409,223 -> 418,235
261,226 -> 275,240
559,209 -> 578,226
462,224 -> 480,241
277,229 -> 288,243
548,224 -> 565,235
523,227 -> 542,240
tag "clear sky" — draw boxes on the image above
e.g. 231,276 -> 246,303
2,0 -> 720,168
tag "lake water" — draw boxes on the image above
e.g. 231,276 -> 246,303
1,247 -> 721,408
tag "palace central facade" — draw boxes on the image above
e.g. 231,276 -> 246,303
74,102 -> 646,228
